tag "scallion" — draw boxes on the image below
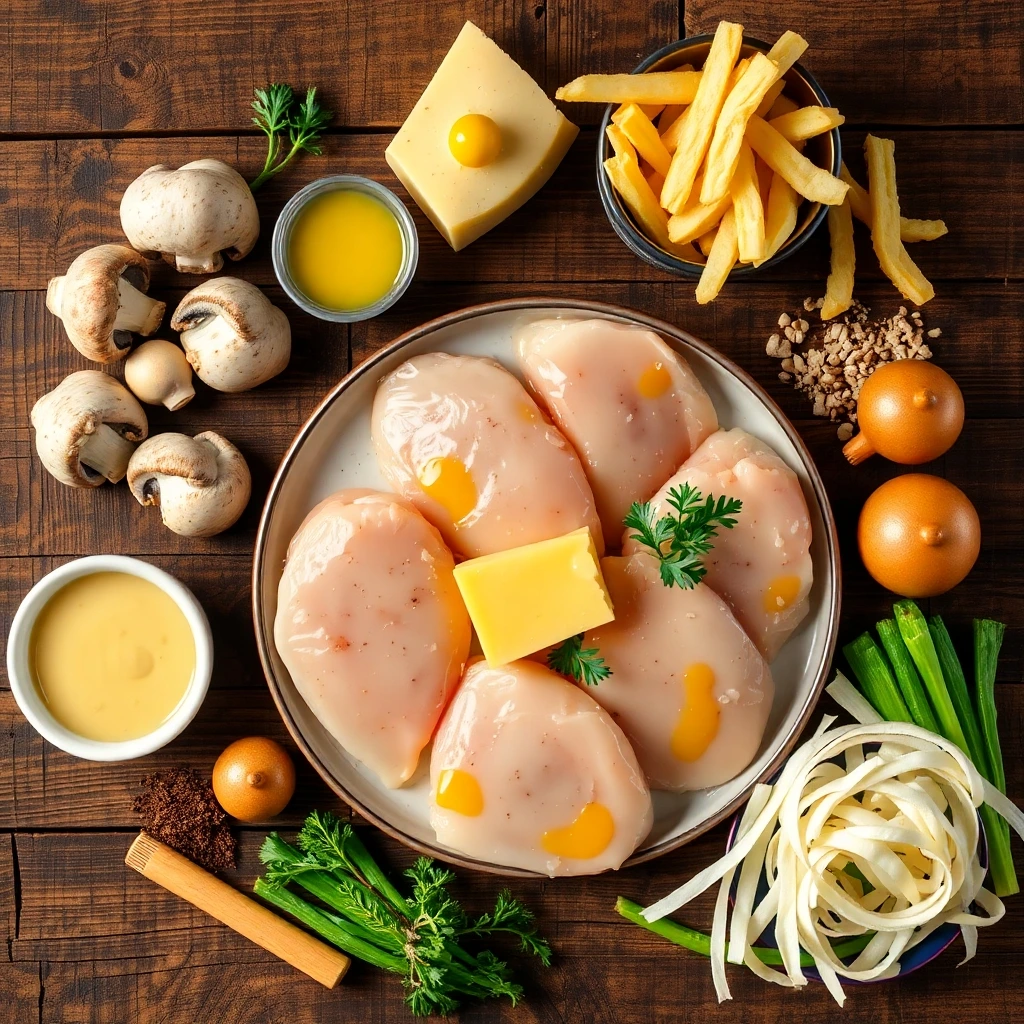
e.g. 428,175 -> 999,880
876,618 -> 940,732
842,633 -> 911,724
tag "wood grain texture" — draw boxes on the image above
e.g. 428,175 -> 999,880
685,0 -> 1024,125
0,129 -> 1017,292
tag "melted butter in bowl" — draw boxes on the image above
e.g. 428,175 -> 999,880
30,572 -> 196,743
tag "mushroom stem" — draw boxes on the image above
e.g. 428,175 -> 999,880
162,382 -> 196,411
114,277 -> 165,337
80,423 -> 137,483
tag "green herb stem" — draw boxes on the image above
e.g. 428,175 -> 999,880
614,897 -> 873,967
974,619 -> 1007,795
876,618 -> 940,732
843,633 -> 911,724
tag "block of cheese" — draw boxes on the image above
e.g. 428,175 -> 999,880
385,21 -> 579,251
453,527 -> 614,666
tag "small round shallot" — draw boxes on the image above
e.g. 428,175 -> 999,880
124,340 -> 196,411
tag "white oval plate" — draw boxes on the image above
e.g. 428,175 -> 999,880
253,299 -> 840,877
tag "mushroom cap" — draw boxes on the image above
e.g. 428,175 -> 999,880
127,430 -> 252,537
124,339 -> 195,410
119,160 -> 260,274
171,277 -> 291,392
45,244 -> 160,363
30,370 -> 149,487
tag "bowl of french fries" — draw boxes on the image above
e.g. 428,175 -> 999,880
557,23 -> 846,304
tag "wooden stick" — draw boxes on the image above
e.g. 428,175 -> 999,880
125,831 -> 349,988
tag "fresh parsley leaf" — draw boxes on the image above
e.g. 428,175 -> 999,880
624,483 -> 742,590
547,632 -> 612,685
249,83 -> 332,190
463,889 -> 553,966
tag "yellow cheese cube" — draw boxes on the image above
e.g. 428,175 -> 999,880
384,21 -> 579,251
453,528 -> 614,666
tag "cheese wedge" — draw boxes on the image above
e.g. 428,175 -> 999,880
385,21 -> 579,251
453,528 -> 614,666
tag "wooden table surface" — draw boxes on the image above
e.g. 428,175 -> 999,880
1,1 -> 1022,1020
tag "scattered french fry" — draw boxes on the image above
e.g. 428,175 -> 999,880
767,92 -> 800,119
556,71 -> 702,105
839,163 -> 948,242
745,116 -> 849,205
605,123 -> 634,160
701,52 -> 780,204
864,134 -> 935,305
613,104 -> 673,176
821,196 -> 855,318
660,21 -> 743,213
768,105 -> 845,142
696,208 -> 738,304
755,173 -> 799,266
755,79 -> 786,119
730,142 -> 766,262
765,29 -> 808,78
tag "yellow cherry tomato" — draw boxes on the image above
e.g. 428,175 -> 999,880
448,114 -> 503,168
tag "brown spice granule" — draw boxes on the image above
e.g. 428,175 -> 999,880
132,769 -> 236,872
766,298 -> 938,438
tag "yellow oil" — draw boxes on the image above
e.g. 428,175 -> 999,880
542,802 -> 615,860
764,574 -> 802,614
435,768 -> 484,816
288,189 -> 403,311
30,572 -> 195,742
637,361 -> 673,398
671,662 -> 720,762
418,456 -> 477,523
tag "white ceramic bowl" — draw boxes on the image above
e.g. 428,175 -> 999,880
6,555 -> 213,761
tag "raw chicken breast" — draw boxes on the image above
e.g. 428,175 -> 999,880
371,352 -> 603,559
583,553 -> 774,791
430,659 -> 652,876
515,318 -> 718,543
274,489 -> 471,789
624,427 -> 812,661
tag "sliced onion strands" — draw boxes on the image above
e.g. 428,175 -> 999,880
641,699 -> 1024,1005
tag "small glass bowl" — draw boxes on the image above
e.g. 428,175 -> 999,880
597,34 -> 842,279
271,174 -> 419,323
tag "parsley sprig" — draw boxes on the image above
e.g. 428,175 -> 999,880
547,632 -> 612,686
255,810 -> 550,1016
623,483 -> 742,590
249,84 -> 332,190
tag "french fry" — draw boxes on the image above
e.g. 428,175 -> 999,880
767,93 -> 800,119
755,156 -> 774,204
696,208 -> 738,304
755,173 -> 800,266
765,30 -> 808,78
660,105 -> 691,153
768,105 -> 845,142
821,196 -> 855,319
660,21 -> 743,213
603,151 -> 702,261
667,190 -> 731,243
755,79 -> 786,118
646,168 -> 666,195
615,101 -> 665,122
556,71 -> 702,105
658,104 -> 687,133
729,142 -> 766,262
697,227 -> 719,256
605,123 -> 635,160
700,53 -> 780,204
839,163 -> 948,242
612,103 -> 673,176
864,134 -> 934,305
745,116 -> 849,205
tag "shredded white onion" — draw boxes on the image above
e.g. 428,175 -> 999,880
642,686 -> 1024,1006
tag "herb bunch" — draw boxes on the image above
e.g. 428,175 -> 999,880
255,810 -> 550,1016
623,483 -> 742,589
547,632 -> 612,686
249,84 -> 332,190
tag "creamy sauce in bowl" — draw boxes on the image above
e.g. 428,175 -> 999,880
30,572 -> 196,742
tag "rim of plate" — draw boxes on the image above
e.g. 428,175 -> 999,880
252,297 -> 842,877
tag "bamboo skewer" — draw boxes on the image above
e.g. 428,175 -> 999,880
125,831 -> 350,988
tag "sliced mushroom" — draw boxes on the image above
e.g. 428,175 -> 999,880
119,159 -> 260,274
46,245 -> 166,363
31,370 -> 149,487
124,339 -> 196,410
170,277 -> 291,392
127,431 -> 251,537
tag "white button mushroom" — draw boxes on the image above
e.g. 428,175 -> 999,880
31,370 -> 149,487
127,431 -> 252,537
119,159 -> 260,274
46,245 -> 166,363
124,339 -> 196,410
170,277 -> 291,393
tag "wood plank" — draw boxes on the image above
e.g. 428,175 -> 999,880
0,0 -> 545,135
0,963 -> 40,1022
0,130 -> 1016,292
0,834 -> 15,955
685,0 -> 1024,125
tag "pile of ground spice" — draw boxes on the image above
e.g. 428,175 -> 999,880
765,298 -> 941,439
132,768 -> 237,872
